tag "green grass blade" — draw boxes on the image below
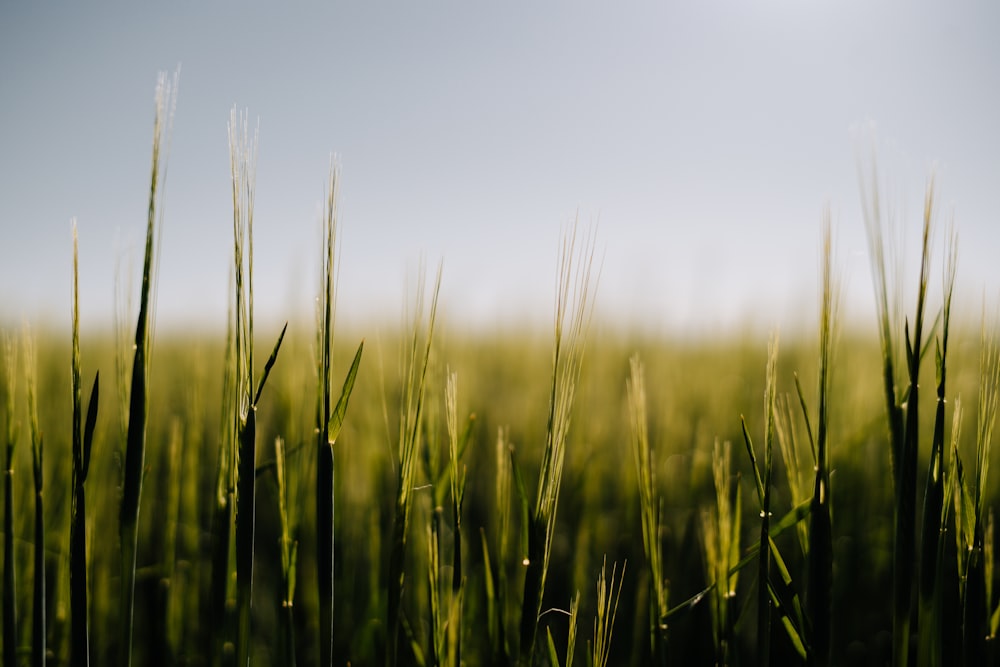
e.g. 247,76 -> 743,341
252,322 -> 288,407
328,340 -> 364,445
545,627 -> 561,667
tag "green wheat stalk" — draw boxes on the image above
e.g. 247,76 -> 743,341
918,221 -> 958,667
627,355 -> 669,665
119,70 -> 177,667
209,267 -> 238,667
227,106 -> 290,667
741,332 -> 779,666
808,211 -> 839,667
71,223 -> 100,667
483,426 -> 514,662
387,263 -> 443,667
314,158 -> 365,667
443,370 -> 468,667
701,439 -> 741,666
519,223 -> 598,664
860,154 -> 935,667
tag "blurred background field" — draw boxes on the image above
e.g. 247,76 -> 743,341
1,313 -> 996,664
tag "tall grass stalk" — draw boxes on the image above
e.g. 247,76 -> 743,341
274,436 -> 297,665
314,159 -> 365,667
484,426 -> 514,662
861,158 -> 935,667
71,224 -> 100,667
229,106 -> 257,667
442,370 -> 468,667
3,334 -> 17,667
518,225 -> 598,664
25,327 -> 45,667
227,107 -> 290,667
701,439 -> 741,666
808,212 -> 839,666
120,71 -> 177,667
209,276 -> 238,667
918,222 -> 958,667
387,263 -> 443,667
741,332 -> 778,666
626,356 -> 669,665
315,159 -> 338,667
775,392 -> 810,555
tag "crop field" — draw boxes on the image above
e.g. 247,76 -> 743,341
3,76 -> 1000,667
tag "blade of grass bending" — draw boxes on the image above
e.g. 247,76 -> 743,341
3,334 -> 18,667
120,71 -> 176,667
25,327 -> 45,667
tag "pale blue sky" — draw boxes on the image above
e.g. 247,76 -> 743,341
2,2 -> 998,334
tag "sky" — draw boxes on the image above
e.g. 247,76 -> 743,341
2,2 -> 999,336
